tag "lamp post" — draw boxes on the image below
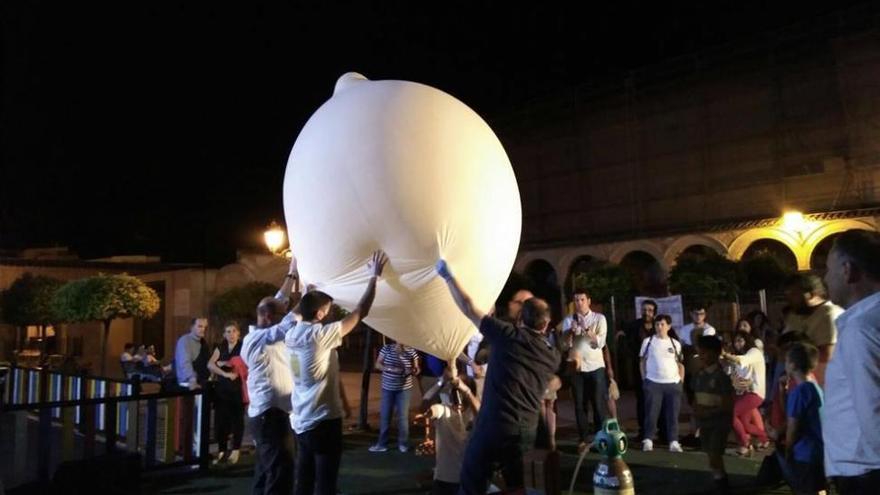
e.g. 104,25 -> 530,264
263,221 -> 291,258
781,211 -> 808,240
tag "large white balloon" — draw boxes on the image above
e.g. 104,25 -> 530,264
283,73 -> 521,360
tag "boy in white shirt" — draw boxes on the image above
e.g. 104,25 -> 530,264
640,314 -> 685,453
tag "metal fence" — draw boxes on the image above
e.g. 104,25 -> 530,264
0,365 -> 210,489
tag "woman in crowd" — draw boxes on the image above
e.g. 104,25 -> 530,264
208,321 -> 245,464
736,318 -> 764,351
370,340 -> 420,453
722,331 -> 769,456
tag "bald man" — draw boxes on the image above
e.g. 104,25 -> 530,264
437,260 -> 559,494
241,256 -> 301,495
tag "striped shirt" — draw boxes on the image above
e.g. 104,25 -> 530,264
378,344 -> 419,391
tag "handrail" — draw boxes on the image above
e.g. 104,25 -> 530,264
0,387 -> 202,412
4,364 -> 133,385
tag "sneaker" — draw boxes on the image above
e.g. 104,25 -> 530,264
669,441 -> 683,453
398,445 -> 409,453
227,449 -> 240,464
641,439 -> 653,452
212,451 -> 227,465
368,444 -> 388,453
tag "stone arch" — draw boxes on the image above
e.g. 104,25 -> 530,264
664,234 -> 729,267
523,258 -> 563,321
803,219 -> 877,267
562,253 -> 608,301
741,238 -> 799,272
558,247 -> 608,281
728,228 -> 808,270
609,240 -> 669,271
619,249 -> 668,297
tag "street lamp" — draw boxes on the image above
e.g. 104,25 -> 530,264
781,211 -> 808,240
264,221 -> 290,257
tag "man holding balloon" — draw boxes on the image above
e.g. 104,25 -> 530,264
436,259 -> 560,495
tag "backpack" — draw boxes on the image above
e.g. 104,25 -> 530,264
642,335 -> 683,363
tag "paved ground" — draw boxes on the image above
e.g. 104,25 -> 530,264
135,372 -> 791,495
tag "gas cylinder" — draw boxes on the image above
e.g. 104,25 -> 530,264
592,419 -> 635,494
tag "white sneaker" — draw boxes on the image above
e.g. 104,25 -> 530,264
669,441 -> 683,453
227,449 -> 240,464
212,451 -> 227,465
398,444 -> 409,453
368,444 -> 388,453
642,439 -> 653,452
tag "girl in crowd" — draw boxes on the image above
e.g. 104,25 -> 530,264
208,322 -> 245,464
722,331 -> 769,456
735,317 -> 764,351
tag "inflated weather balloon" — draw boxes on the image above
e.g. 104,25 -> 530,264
283,72 -> 521,360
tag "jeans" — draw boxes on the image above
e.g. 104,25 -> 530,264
376,387 -> 411,448
732,392 -> 767,447
295,418 -> 343,495
250,407 -> 294,495
458,427 -> 533,495
643,379 -> 682,442
571,368 -> 608,441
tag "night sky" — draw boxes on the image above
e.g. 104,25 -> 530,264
1,1 -> 865,266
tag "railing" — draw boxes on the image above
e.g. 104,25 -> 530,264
0,365 -> 210,489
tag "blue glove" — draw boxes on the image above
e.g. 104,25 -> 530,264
435,259 -> 453,280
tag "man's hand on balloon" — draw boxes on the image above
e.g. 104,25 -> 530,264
435,259 -> 453,281
289,255 -> 298,277
368,250 -> 388,278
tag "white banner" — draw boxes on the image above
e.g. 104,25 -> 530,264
635,295 -> 684,330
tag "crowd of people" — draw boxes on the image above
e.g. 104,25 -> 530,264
161,228 -> 879,495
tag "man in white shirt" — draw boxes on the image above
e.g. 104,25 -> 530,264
561,289 -> 608,451
678,307 -> 716,347
241,256 -> 300,495
822,229 -> 880,493
287,250 -> 387,495
784,273 -> 844,386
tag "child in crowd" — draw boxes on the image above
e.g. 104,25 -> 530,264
778,342 -> 826,495
767,331 -> 811,438
692,335 -> 734,494
420,368 -> 481,495
640,314 -> 685,453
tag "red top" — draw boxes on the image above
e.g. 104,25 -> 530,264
228,356 -> 250,404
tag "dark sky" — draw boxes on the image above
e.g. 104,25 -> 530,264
0,1 -> 865,266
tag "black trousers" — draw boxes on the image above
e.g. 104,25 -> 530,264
295,418 -> 343,495
834,469 -> 880,495
632,361 -> 646,437
215,396 -> 244,452
571,368 -> 608,441
458,427 -> 532,495
251,407 -> 295,495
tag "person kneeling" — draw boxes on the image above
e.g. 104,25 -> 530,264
421,369 -> 480,495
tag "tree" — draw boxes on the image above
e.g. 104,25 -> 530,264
739,254 -> 793,291
668,251 -> 740,309
570,263 -> 633,304
0,273 -> 63,353
53,274 -> 160,375
210,282 -> 279,329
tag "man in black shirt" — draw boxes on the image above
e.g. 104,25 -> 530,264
436,260 -> 559,495
617,299 -> 657,441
